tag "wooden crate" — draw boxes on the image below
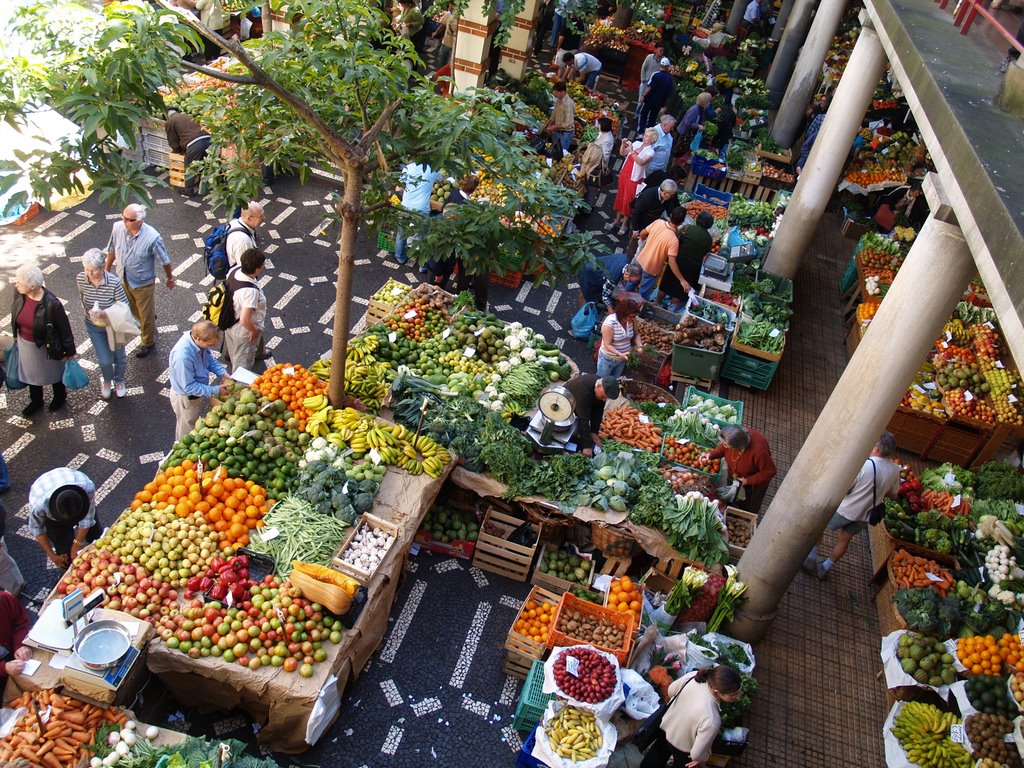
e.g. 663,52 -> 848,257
924,420 -> 991,465
731,320 -> 784,362
725,507 -> 757,563
503,586 -> 560,679
471,507 -> 539,583
331,513 -> 402,583
366,299 -> 396,325
875,577 -> 907,636
548,592 -> 635,665
531,543 -> 594,594
168,169 -> 186,190
886,406 -> 946,457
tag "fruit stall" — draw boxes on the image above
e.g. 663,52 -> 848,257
871,458 -> 1024,768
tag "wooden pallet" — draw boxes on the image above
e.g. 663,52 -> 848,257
670,372 -> 713,391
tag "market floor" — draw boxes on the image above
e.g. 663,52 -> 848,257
0,82 -> 891,768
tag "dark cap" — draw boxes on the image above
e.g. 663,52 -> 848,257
49,485 -> 90,526
600,376 -> 620,399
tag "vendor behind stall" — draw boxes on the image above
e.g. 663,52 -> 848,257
701,426 -> 777,514
0,591 -> 30,687
565,374 -> 619,457
28,468 -> 100,569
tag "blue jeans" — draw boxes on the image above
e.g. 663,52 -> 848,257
596,352 -> 626,378
394,224 -> 409,264
553,129 -> 574,152
584,69 -> 600,89
0,453 -> 8,491
639,269 -> 660,300
85,321 -> 126,383
549,11 -> 564,48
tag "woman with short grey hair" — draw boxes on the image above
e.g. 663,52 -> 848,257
78,248 -> 130,399
12,263 -> 76,416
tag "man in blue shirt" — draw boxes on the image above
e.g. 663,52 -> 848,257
394,162 -> 442,268
648,114 -> 677,174
637,57 -> 675,133
168,320 -> 229,441
105,204 -> 175,358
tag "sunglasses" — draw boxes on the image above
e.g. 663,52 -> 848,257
123,216 -> 138,222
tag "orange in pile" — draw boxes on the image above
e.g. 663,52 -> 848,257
514,599 -> 554,644
998,632 -> 1023,668
957,635 -> 1001,675
608,576 -> 642,623
253,363 -> 328,431
132,460 -> 270,549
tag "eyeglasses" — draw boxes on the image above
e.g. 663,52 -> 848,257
123,216 -> 138,222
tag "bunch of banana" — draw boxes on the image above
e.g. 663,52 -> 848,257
891,701 -> 971,768
345,362 -> 393,411
545,707 -> 602,762
302,393 -> 330,413
347,335 -> 380,363
304,405 -> 336,437
943,319 -> 969,346
307,357 -> 331,380
394,432 -> 451,478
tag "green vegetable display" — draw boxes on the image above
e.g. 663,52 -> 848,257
245,496 -> 351,574
882,499 -> 974,559
975,461 -> 1024,502
661,491 -> 729,565
664,409 -> 721,445
688,299 -> 733,327
728,197 -> 775,229
735,319 -> 785,354
720,672 -> 758,727
738,294 -> 792,326
921,463 -> 975,495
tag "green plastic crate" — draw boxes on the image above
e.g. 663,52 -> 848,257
839,253 -> 858,295
671,342 -> 726,380
376,230 -> 396,252
721,348 -> 779,391
683,386 -> 744,427
513,660 -> 554,732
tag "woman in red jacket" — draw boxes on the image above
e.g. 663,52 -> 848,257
701,426 -> 777,514
0,590 -> 31,687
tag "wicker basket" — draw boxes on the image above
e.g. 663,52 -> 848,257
619,378 -> 678,404
523,501 -> 573,546
625,348 -> 667,383
590,522 -> 642,558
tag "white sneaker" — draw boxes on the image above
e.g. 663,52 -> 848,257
115,381 -> 127,399
100,379 -> 112,400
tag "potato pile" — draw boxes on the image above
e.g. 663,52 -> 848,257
965,713 -> 1023,767
555,609 -> 626,650
726,516 -> 752,548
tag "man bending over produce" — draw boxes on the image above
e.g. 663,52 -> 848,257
803,431 -> 901,579
565,374 -> 619,457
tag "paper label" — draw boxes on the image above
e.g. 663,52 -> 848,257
283,366 -> 295,376
986,321 -> 995,329
226,590 -> 233,608
924,572 -> 943,583
658,403 -> 667,408
964,390 -> 974,401
196,460 -> 204,478
442,328 -> 451,339
112,572 -> 122,586
388,331 -> 397,343
924,382 -> 937,390
944,471 -> 957,485
341,481 -> 349,495
21,660 -> 41,678
565,655 -> 580,677
404,309 -> 417,319
944,639 -> 958,655
952,494 -> 962,508
276,608 -> 287,625
912,384 -> 926,394
259,526 -> 280,542
639,415 -> 650,424
391,286 -> 404,296
769,328 -> 781,338
463,347 -> 476,358
996,360 -> 1005,369
368,447 -> 382,465
474,327 -> 485,336
1010,394 -> 1019,404
546,157 -> 553,168
945,332 -> 952,342
940,341 -> 948,348
950,724 -> 966,744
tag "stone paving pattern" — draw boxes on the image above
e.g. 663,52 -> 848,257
0,64 -> 888,768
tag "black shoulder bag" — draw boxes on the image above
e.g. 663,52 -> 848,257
867,458 -> 886,526
632,676 -> 692,751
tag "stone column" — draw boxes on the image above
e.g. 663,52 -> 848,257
764,0 -> 819,108
499,0 -> 542,80
726,0 -> 748,35
729,176 -> 975,643
770,0 -> 798,41
765,22 -> 886,278
770,0 -> 848,147
452,0 -> 498,92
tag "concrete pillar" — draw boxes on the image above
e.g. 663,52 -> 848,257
452,0 -> 498,92
770,0 -> 798,41
499,0 -> 542,80
726,0 -> 748,35
765,0 -> 819,108
765,22 -> 886,278
998,58 -> 1024,117
770,0 -> 848,147
729,180 -> 975,643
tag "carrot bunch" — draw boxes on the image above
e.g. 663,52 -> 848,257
598,406 -> 663,452
921,488 -> 970,518
890,548 -> 955,596
0,689 -> 125,768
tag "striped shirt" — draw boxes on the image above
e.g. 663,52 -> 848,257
77,270 -> 128,323
602,313 -> 634,357
28,468 -> 97,537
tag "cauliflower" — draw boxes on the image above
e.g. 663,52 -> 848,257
506,336 -> 523,351
509,355 -> 522,367
485,385 -> 498,396
311,437 -> 328,451
489,400 -> 503,412
534,333 -> 546,342
508,322 -> 523,331
497,360 -> 511,374
520,347 -> 537,361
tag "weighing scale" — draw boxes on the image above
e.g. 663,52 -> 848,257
699,252 -> 733,293
525,385 -> 578,454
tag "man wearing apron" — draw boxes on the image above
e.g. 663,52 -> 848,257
27,468 -> 101,570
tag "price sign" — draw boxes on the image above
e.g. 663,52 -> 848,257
276,608 -> 287,625
996,360 -> 1005,369
196,459 -> 204,478
259,526 -> 280,542
940,341 -> 948,348
442,328 -> 451,339
986,321 -> 996,330
943,471 -> 957,486
945,331 -> 952,342
283,366 -> 295,376
341,481 -> 349,495
769,328 -> 781,338
565,656 -> 580,677
463,347 -> 476,358
949,724 -> 966,744
924,572 -> 943,583
913,384 -> 926,394
923,382 -> 937,390
964,390 -> 974,401
952,494 -> 962,508
112,572 -> 122,586
474,327 -> 485,336
1010,394 -> 1019,404
226,589 -> 233,608
639,414 -> 650,424
404,309 -> 417,319
391,286 -> 404,296
368,448 -> 382,465
658,402 -> 667,408
881,147 -> 890,155
944,639 -> 958,655
388,331 -> 397,343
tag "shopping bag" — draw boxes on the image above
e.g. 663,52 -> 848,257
62,359 -> 89,390
571,301 -> 599,340
4,346 -> 24,391
689,130 -> 704,152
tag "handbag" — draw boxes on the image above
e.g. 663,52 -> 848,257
62,359 -> 89,390
632,677 -> 691,751
867,458 -> 886,526
4,346 -> 24,391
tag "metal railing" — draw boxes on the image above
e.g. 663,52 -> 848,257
934,0 -> 1024,56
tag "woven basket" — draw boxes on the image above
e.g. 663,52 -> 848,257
590,522 -> 642,558
619,378 -> 678,404
523,502 -> 573,546
626,349 -> 667,383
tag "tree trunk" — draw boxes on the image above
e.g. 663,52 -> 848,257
611,2 -> 632,28
328,163 -> 364,407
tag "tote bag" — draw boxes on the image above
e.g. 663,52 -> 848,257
62,359 -> 89,390
4,346 -> 24,391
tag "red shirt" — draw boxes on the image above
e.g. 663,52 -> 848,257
15,297 -> 37,343
0,592 -> 29,677
708,428 -> 777,489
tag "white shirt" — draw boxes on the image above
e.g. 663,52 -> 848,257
230,269 -> 267,331
574,52 -> 602,74
835,456 -> 901,522
225,219 -> 257,268
743,0 -> 760,22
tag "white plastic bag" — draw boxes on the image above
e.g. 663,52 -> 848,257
304,674 -> 340,745
532,700 -> 619,768
879,630 -> 952,700
694,631 -> 756,675
543,645 -> 625,721
619,669 -> 659,720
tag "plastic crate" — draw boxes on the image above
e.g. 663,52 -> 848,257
730,319 -> 784,362
692,155 -> 727,180
490,271 -> 525,289
513,660 -> 555,732
671,343 -> 726,381
683,386 -> 744,427
839,253 -> 859,295
683,296 -> 737,332
661,434 -> 725,483
721,348 -> 779,391
548,592 -> 635,665
515,726 -> 547,768
694,183 -> 734,207
376,230 -> 396,252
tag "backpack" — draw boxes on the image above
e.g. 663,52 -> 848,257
203,266 -> 245,330
203,221 -> 248,280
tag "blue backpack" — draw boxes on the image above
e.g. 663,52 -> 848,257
203,221 -> 245,280
571,301 -> 599,340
